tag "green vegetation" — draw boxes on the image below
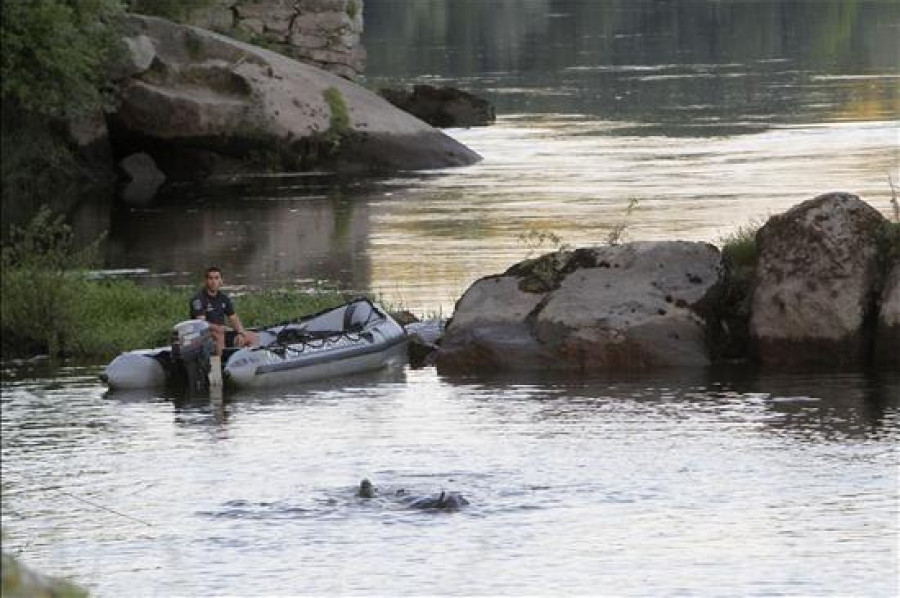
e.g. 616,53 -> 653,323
2,552 -> 88,598
346,0 -> 361,20
605,197 -> 639,246
718,220 -> 763,270
1,206 -> 105,360
1,0 -> 121,119
517,228 -> 565,258
324,86 -> 351,136
1,0 -> 122,228
3,275 -> 348,361
127,0 -> 215,23
1,208 -> 347,361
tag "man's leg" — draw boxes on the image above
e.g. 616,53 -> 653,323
209,324 -> 225,356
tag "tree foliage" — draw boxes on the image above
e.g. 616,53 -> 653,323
0,0 -> 122,118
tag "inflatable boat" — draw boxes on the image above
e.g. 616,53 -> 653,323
102,298 -> 407,393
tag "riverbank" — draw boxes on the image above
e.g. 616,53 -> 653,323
0,276 -> 349,361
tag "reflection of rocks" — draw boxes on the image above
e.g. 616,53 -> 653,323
118,152 -> 166,205
733,369 -> 900,439
379,85 -> 496,128
437,241 -> 720,373
750,193 -> 887,368
106,190 -> 371,290
107,15 -> 480,184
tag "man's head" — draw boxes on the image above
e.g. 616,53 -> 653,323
205,266 -> 223,294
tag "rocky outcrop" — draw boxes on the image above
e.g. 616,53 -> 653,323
106,15 -> 480,185
875,261 -> 900,365
183,0 -> 366,80
379,85 -> 496,128
436,242 -> 721,373
749,193 -> 887,367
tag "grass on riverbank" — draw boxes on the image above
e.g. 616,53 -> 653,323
0,275 -> 348,361
718,220 -> 762,270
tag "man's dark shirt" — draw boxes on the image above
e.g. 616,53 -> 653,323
190,289 -> 235,325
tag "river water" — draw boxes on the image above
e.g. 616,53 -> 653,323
3,1 -> 900,596
2,364 -> 898,596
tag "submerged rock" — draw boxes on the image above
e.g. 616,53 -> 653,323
357,478 -> 376,498
355,479 -> 469,511
106,15 -> 480,183
750,192 -> 887,367
379,85 -> 496,128
404,491 -> 470,511
437,241 -> 721,373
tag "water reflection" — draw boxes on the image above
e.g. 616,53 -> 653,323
105,185 -> 372,290
731,369 -> 900,441
365,0 -> 900,124
438,366 -> 900,442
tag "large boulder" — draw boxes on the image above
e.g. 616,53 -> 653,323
436,242 -> 721,373
106,15 -> 480,181
749,192 -> 887,367
875,261 -> 900,365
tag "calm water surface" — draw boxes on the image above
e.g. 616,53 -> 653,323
2,364 -> 898,596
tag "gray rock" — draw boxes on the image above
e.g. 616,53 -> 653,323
357,478 -> 376,498
107,34 -> 157,81
750,192 -> 887,367
185,0 -> 366,79
437,241 -> 721,373
405,491 -> 470,511
380,85 -> 496,128
119,152 -> 166,205
875,261 -> 900,366
108,15 -> 480,180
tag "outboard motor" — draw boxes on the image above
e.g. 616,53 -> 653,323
171,319 -> 216,396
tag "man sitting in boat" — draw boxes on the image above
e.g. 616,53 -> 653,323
190,266 -> 258,355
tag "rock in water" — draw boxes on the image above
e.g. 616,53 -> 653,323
357,478 -> 376,499
406,491 -> 470,511
437,241 -> 721,373
107,15 -> 481,181
750,192 -> 887,367
379,85 -> 496,128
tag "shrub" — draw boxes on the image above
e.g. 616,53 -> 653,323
1,0 -> 121,119
1,206 -> 105,359
719,220 -> 763,270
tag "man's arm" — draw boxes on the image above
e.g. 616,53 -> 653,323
228,313 -> 247,336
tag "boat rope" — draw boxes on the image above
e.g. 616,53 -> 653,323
272,328 -> 366,355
